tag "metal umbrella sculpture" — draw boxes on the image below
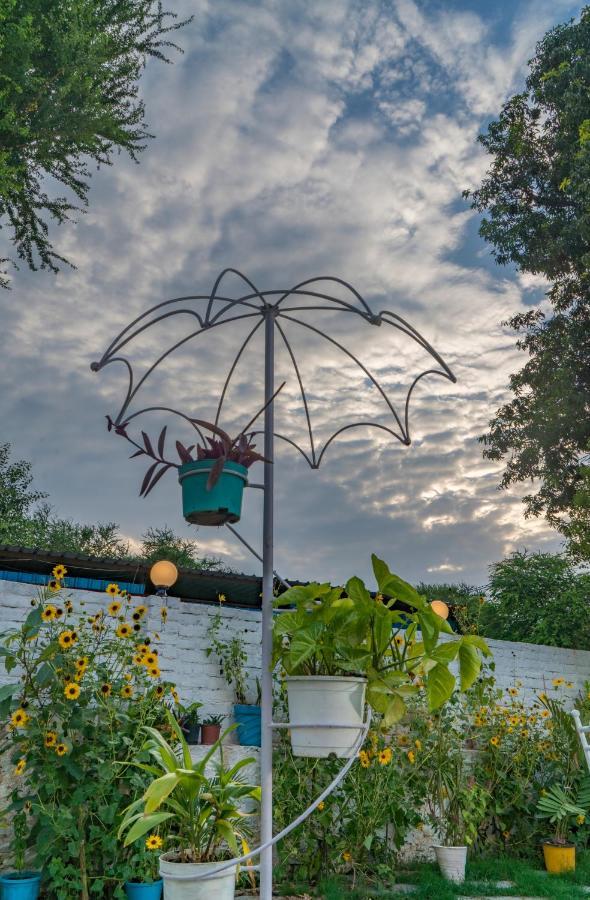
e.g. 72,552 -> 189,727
91,267 -> 456,899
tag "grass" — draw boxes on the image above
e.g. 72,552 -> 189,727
278,852 -> 590,898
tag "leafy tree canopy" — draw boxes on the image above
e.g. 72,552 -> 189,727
466,8 -> 590,556
481,550 -> 590,649
0,0 -> 191,287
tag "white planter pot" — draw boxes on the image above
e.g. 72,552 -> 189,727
159,855 -> 236,900
433,845 -> 467,883
286,675 -> 366,758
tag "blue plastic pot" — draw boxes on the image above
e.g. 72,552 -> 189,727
0,871 -> 41,900
178,460 -> 248,526
124,879 -> 163,900
234,704 -> 261,747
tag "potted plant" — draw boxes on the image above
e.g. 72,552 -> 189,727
537,779 -> 590,873
200,714 -> 225,744
273,554 -> 490,757
119,711 -> 260,900
422,710 -> 488,883
177,701 -> 203,744
121,839 -> 163,899
0,810 -> 41,899
207,614 -> 261,746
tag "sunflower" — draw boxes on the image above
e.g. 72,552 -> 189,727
490,735 -> 500,747
55,743 -> 68,757
154,685 -> 165,699
160,606 -> 168,622
407,750 -> 416,764
136,644 -> 149,655
342,851 -> 352,863
133,605 -> 147,619
358,750 -> 370,768
145,834 -> 163,851
148,666 -> 161,679
116,623 -> 133,639
48,579 -> 61,592
100,683 -> 112,698
144,653 -> 157,667
64,682 -> 81,700
44,731 -> 58,748
107,600 -> 122,616
507,687 -> 519,696
106,584 -> 120,597
378,748 -> 393,766
394,635 -> 404,646
14,758 -> 26,776
52,564 -> 67,580
65,600 -> 73,613
133,623 -> 141,632
171,688 -> 179,703
218,593 -> 226,604
41,605 -> 57,622
11,708 -> 29,728
133,653 -> 144,665
552,677 -> 565,687
317,801 -> 325,811
414,739 -> 422,751
58,630 -> 76,649
121,685 -> 133,699
75,657 -> 89,671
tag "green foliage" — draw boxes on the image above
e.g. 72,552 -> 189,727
0,442 -> 47,542
206,612 -> 251,704
119,710 -> 260,863
481,550 -> 590,649
273,554 -> 490,722
537,779 -> 590,843
0,0 -> 192,287
140,525 -> 222,571
0,577 -> 175,898
416,582 -> 486,635
466,8 -> 590,549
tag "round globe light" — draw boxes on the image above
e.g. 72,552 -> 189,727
430,599 -> 449,620
150,560 -> 178,590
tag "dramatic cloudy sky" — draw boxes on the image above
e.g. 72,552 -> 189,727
0,0 -> 581,587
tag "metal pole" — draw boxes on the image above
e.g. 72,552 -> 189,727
260,306 -> 275,900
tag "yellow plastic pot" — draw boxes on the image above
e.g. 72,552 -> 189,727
542,842 -> 575,873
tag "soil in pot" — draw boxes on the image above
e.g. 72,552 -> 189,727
542,841 -> 575,873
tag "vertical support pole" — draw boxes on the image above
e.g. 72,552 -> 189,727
260,306 -> 275,900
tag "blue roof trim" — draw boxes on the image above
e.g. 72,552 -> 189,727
0,570 -> 145,596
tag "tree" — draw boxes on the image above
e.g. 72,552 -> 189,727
0,0 -> 192,287
140,525 -> 222,572
481,550 -> 590,649
0,442 -> 47,542
466,8 -> 590,556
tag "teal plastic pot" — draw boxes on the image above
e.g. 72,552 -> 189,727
178,460 -> 248,526
124,879 -> 163,900
0,871 -> 41,900
234,704 -> 261,746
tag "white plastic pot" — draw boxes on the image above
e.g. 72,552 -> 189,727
285,675 -> 366,758
159,855 -> 236,900
433,845 -> 467,883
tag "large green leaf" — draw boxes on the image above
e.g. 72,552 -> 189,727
0,683 -> 19,703
458,642 -> 483,691
418,610 -> 439,653
426,663 -> 456,710
287,622 -> 324,671
345,576 -> 372,605
144,772 -> 180,814
123,811 -> 174,846
383,692 -> 406,726
428,641 -> 460,665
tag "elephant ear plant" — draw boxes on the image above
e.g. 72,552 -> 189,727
273,554 -> 490,738
119,709 -> 260,899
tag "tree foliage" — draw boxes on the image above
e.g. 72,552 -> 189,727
0,0 -> 191,287
466,8 -> 590,556
481,550 -> 590,649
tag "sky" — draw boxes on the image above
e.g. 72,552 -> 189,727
0,0 -> 582,589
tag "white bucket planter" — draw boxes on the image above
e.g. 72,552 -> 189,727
159,855 -> 237,900
433,845 -> 467,883
286,675 -> 366,758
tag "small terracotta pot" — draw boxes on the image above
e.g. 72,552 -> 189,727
200,724 -> 222,744
542,841 -> 575,873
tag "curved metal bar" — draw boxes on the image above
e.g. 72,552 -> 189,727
249,430 -> 315,468
279,312 -> 407,440
274,276 -> 374,317
119,406 -> 208,446
215,317 -> 265,426
403,368 -> 452,442
105,308 -> 205,367
116,312 -> 261,422
316,422 -> 408,468
163,708 -> 372,882
96,356 -> 135,416
205,267 -> 269,324
275,319 -> 316,465
379,310 -> 456,383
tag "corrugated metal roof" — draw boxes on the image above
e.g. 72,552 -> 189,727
0,546 -> 263,609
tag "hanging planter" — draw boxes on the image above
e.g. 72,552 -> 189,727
179,459 -> 248,525
286,676 -> 366,758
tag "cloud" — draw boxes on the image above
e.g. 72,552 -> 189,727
0,0 -> 576,587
